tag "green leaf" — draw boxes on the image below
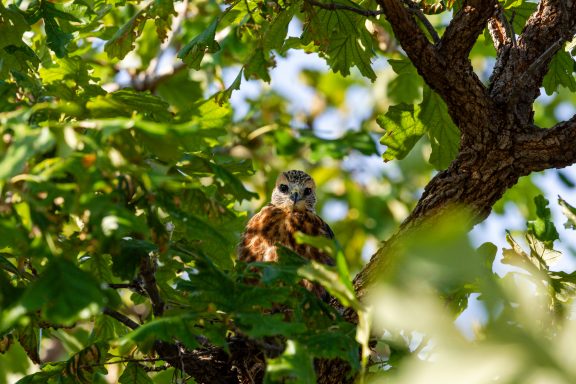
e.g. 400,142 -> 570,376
542,49 -> 576,95
301,130 -> 378,162
119,362 -> 153,384
377,104 -> 425,162
0,126 -> 55,180
112,239 -> 157,280
41,2 -> 75,58
298,261 -> 359,309
388,58 -> 423,104
294,232 -> 353,293
526,232 -> 561,268
419,86 -> 460,170
152,0 -> 176,43
19,258 -> 104,325
527,195 -> 559,245
104,5 -> 150,60
0,4 -> 29,50
236,313 -> 306,338
502,231 -> 544,272
178,19 -> 220,69
244,48 -> 273,82
120,315 -> 199,350
87,89 -> 171,121
559,196 -> 576,230
301,0 -> 376,81
214,69 -> 243,105
263,7 -> 296,52
14,325 -> 40,364
503,0 -> 538,33
265,340 -> 315,384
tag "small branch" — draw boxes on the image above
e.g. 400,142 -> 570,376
103,307 -> 140,330
139,256 -> 165,317
489,0 -> 576,121
438,0 -> 498,61
402,0 -> 440,43
518,38 -> 563,86
304,0 -> 385,17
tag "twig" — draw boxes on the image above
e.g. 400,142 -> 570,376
103,307 -> 140,330
402,0 -> 440,44
518,38 -> 564,88
139,256 -> 165,317
304,0 -> 385,17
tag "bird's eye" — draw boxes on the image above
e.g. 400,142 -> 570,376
279,184 -> 289,193
304,187 -> 312,196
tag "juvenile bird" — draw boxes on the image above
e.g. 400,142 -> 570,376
238,170 -> 335,297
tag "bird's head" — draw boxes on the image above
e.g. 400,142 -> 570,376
271,170 -> 317,212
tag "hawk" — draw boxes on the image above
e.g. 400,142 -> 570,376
238,170 -> 335,297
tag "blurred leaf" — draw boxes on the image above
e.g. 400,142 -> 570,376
302,130 -> 378,162
112,239 -> 157,281
119,362 -> 153,384
104,4 -> 151,60
378,104 -> 425,162
40,2 -> 77,58
263,7 -> 295,52
559,196 -> 576,229
215,69 -> 243,105
236,313 -> 306,338
120,315 -> 199,350
18,258 -> 104,325
14,325 -> 40,364
0,127 -> 55,180
265,340 -> 315,384
245,48 -> 274,82
298,261 -> 359,309
178,19 -> 220,69
294,232 -> 353,292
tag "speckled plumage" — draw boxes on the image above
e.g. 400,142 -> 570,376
238,171 -> 335,296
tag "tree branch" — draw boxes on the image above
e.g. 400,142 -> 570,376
304,0 -> 385,17
377,0 -> 495,138
489,0 -> 576,124
437,0 -> 498,61
402,0 -> 440,43
103,307 -> 140,330
515,115 -> 576,173
139,256 -> 165,317
487,7 -> 515,51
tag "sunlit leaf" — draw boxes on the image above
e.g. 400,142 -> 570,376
420,86 -> 460,170
178,19 -> 220,69
301,0 -> 376,81
543,49 -> 576,95
378,104 -> 425,162
559,196 -> 576,229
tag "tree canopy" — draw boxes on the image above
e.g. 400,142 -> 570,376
1,0 -> 576,383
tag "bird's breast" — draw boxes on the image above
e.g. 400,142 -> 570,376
238,205 -> 331,264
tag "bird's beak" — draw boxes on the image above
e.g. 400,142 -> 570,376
290,192 -> 300,204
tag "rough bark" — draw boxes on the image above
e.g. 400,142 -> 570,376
355,0 -> 576,303
108,0 -> 576,382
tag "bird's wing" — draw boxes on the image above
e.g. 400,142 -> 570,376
322,219 -> 335,239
